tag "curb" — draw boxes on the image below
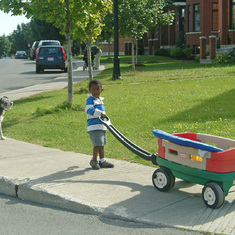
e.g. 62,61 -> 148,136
0,175 -> 175,229
0,176 -> 17,197
0,176 -> 97,215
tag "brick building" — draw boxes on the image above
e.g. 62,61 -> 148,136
101,0 -> 235,55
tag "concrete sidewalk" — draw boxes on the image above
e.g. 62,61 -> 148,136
0,61 -> 234,234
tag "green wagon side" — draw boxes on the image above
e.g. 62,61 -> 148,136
153,156 -> 235,208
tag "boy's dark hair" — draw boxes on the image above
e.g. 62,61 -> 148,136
88,79 -> 102,89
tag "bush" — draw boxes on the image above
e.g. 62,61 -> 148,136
213,54 -> 232,64
170,47 -> 184,58
176,31 -> 186,48
183,48 -> 193,60
154,48 -> 168,57
195,55 -> 200,62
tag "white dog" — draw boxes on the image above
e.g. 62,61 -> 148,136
0,96 -> 13,140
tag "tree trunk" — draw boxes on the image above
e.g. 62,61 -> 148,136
132,38 -> 135,71
108,38 -> 111,59
86,40 -> 93,80
67,33 -> 73,102
65,0 -> 73,103
136,39 -> 138,65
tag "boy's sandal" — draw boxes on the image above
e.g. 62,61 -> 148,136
99,160 -> 114,168
90,160 -> 100,170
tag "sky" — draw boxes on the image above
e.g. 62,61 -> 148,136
0,11 -> 30,36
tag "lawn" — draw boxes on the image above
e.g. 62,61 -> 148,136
4,55 -> 235,166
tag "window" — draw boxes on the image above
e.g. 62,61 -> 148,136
194,4 -> 200,32
193,45 -> 200,54
188,5 -> 191,32
212,3 -> 218,31
179,8 -> 185,33
231,0 -> 235,29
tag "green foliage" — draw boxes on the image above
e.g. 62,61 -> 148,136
118,0 -> 174,70
176,31 -> 185,48
213,54 -> 232,64
170,47 -> 194,60
34,101 -> 84,117
74,87 -> 89,95
154,48 -> 169,57
98,11 -> 114,44
195,55 -> 200,62
0,35 -> 12,57
29,19 -> 66,43
170,47 -> 184,58
0,17 -> 65,54
183,48 -> 193,60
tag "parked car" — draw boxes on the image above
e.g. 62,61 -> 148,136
36,46 -> 67,73
30,41 -> 40,60
15,51 -> 28,59
38,40 -> 61,47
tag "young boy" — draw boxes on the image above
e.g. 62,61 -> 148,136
85,79 -> 114,170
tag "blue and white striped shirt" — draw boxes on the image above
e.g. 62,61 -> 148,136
85,95 -> 107,132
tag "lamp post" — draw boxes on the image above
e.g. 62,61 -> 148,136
112,0 -> 122,80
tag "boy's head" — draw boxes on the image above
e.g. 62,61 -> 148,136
89,79 -> 103,98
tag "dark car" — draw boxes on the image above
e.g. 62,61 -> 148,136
36,46 -> 67,73
30,41 -> 40,60
15,51 -> 28,59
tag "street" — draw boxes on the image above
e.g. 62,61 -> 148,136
0,194 -> 203,235
0,58 -> 68,93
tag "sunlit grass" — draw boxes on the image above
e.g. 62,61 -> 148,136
4,56 -> 235,166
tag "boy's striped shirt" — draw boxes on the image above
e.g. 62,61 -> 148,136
85,95 -> 107,132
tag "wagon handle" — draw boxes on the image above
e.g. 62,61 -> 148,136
98,115 -> 111,126
98,116 -> 157,164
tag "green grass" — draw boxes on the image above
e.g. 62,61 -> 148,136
3,56 -> 235,166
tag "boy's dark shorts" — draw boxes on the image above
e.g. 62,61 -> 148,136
89,130 -> 107,146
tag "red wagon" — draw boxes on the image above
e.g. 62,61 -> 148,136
99,117 -> 235,208
152,130 -> 235,208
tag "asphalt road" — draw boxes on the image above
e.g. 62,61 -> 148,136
0,58 -> 68,93
0,194 -> 203,235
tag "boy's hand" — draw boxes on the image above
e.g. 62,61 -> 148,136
101,112 -> 107,118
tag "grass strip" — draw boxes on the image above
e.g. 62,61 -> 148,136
4,56 -> 235,166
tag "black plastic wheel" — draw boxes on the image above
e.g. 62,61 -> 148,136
152,167 -> 175,192
202,182 -> 225,209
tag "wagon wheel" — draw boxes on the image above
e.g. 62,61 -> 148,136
152,167 -> 175,192
202,182 -> 225,209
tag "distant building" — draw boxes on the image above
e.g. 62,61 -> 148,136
101,0 -> 235,55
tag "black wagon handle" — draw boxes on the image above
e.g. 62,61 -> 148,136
98,116 -> 157,164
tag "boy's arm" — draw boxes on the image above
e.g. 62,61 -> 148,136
86,99 -> 106,118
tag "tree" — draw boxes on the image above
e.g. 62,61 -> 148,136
119,0 -> 149,70
147,0 -> 175,34
119,0 -> 174,70
0,35 -> 11,57
29,19 -> 66,43
8,23 -> 31,54
71,1 -> 112,80
99,11 -> 114,59
0,0 -> 112,102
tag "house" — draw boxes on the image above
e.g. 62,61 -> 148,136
101,0 -> 235,56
